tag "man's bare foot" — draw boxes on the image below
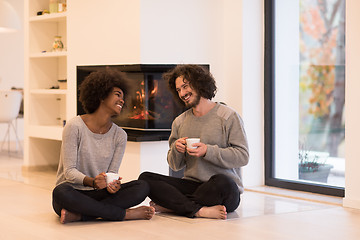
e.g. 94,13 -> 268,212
195,205 -> 227,219
60,209 -> 81,224
124,206 -> 155,220
149,201 -> 173,213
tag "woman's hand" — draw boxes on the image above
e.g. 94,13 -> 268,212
175,137 -> 188,153
107,177 -> 122,194
94,172 -> 107,190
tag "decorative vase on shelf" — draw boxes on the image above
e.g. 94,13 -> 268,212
52,36 -> 64,52
58,1 -> 67,13
49,0 -> 58,13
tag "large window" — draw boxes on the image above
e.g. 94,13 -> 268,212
265,0 -> 345,196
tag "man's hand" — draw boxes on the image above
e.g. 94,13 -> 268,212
175,137 -> 188,153
186,142 -> 207,157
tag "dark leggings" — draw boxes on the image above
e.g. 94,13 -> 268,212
138,172 -> 240,218
52,180 -> 149,221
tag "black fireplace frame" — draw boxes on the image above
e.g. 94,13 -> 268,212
76,64 -> 193,141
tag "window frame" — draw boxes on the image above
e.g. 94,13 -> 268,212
264,0 -> 345,197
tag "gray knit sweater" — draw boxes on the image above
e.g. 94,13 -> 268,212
55,116 -> 127,190
167,103 -> 249,193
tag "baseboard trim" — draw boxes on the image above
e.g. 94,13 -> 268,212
343,198 -> 360,209
246,185 -> 343,206
22,164 -> 58,172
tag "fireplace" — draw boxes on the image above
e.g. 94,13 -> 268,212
77,64 -> 187,141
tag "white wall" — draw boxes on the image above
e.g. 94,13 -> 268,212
241,0 -> 264,187
139,0 -> 225,100
343,0 -> 360,209
223,0 -> 242,113
0,0 -> 24,142
119,141 -> 169,182
67,0 -> 142,119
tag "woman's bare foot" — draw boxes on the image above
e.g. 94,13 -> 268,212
124,206 -> 155,220
60,209 -> 81,224
195,205 -> 227,219
149,201 -> 173,213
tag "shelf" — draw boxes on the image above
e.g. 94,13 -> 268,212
25,0 -> 69,167
29,12 -> 67,22
28,125 -> 64,141
30,89 -> 67,95
30,51 -> 67,58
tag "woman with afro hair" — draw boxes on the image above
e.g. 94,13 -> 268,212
52,68 -> 154,223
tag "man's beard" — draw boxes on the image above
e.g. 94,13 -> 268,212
185,94 -> 201,108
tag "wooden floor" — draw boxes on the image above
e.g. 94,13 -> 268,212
1,150 -> 359,240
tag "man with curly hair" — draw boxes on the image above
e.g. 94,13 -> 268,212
139,64 -> 249,219
52,68 -> 155,223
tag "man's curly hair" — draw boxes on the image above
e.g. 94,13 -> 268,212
79,68 -> 130,114
163,64 -> 217,103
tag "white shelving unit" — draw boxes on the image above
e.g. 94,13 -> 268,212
24,0 -> 68,168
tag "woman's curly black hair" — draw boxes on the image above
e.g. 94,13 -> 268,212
79,68 -> 130,114
163,64 -> 217,103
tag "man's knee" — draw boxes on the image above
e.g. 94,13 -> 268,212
130,180 -> 150,201
136,179 -> 150,194
210,174 -> 234,186
210,174 -> 239,194
138,171 -> 168,182
138,171 -> 152,181
209,175 -> 240,212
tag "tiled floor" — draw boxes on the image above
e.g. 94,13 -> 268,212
1,149 -> 360,240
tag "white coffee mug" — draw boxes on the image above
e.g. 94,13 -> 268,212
106,172 -> 120,185
186,138 -> 200,149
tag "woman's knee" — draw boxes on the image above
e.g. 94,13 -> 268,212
52,182 -> 73,198
52,183 -> 74,216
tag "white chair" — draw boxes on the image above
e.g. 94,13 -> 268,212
0,90 -> 22,154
